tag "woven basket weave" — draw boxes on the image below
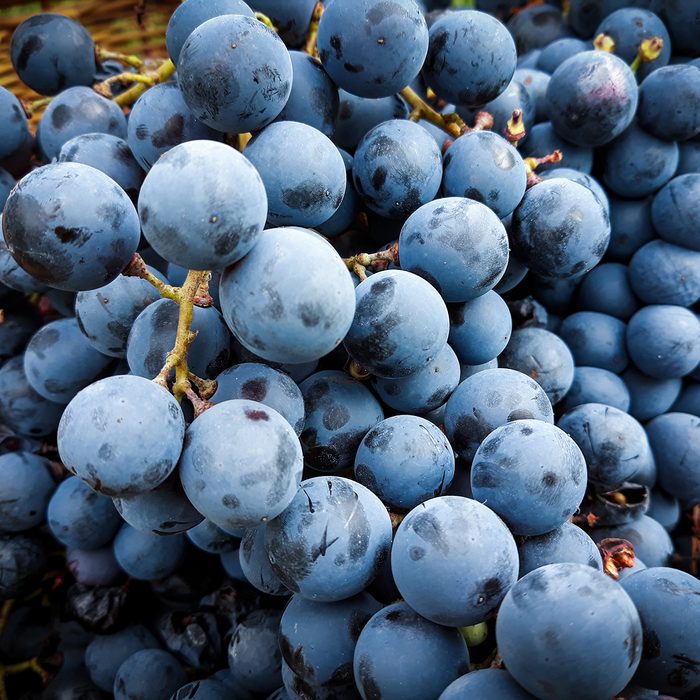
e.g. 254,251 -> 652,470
0,0 -> 178,105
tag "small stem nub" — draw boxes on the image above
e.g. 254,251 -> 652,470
343,242 -> 399,281
347,358 -> 371,381
96,47 -> 144,69
400,86 -> 464,139
112,59 -> 176,107
255,11 -> 278,32
593,33 -> 616,53
504,109 -> 526,147
630,37 -> 664,74
122,253 -> 182,304
598,537 -> 636,580
524,148 -> 563,187
304,1 -> 325,57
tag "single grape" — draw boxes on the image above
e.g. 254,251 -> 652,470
0,452 -> 54,533
219,227 -> 356,364
514,68 -> 551,122
507,4 -> 567,53
113,523 -> 186,580
559,366 -> 631,413
66,547 -> 121,586
244,122 -> 345,228
496,563 -> 642,700
265,476 -> 392,601
2,162 -> 141,292
439,669 -> 536,700
353,602 -> 469,700
114,649 -> 187,700
10,14 -> 96,95
177,15 -> 292,133
651,174 -> 700,252
576,262 -> 639,320
0,87 -> 29,161
391,496 -> 519,626
558,311 -> 628,373
179,399 -> 303,529
0,534 -> 45,600
623,367 -> 682,422
399,197 -> 509,302
239,526 -> 290,596
249,0 -> 318,47
186,519 -> 240,554
57,374 -> 186,496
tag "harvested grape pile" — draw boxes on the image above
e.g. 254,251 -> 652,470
0,0 -> 699,698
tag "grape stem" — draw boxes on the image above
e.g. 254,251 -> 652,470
0,658 -> 51,700
254,11 -> 278,33
400,87 -> 465,138
304,1 -> 325,57
21,96 -> 53,118
598,537 -> 636,580
523,149 -> 563,187
343,242 -> 399,282
630,37 -> 664,74
96,47 -> 145,69
122,253 -> 183,304
153,269 -> 211,404
110,58 -> 176,108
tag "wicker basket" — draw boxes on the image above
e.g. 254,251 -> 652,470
0,0 -> 178,105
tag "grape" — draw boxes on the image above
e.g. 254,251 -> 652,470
58,374 -> 186,496
47,476 -> 121,550
371,342 -> 460,415
627,305 -> 700,379
678,140 -> 700,175
399,197 -> 509,302
85,625 -> 160,692
239,526 -> 290,596
514,68 -> 550,122
0,452 -> 54,533
66,547 -> 121,586
343,270 -> 449,378
576,262 -> 639,320
114,649 -> 187,700
113,471 -> 204,536
444,367 -> 554,462
512,178 -> 610,279
472,420 -> 586,535
448,291 -> 512,366
521,122 -> 593,174
75,268 -> 165,359
623,367 -> 682,422
279,593 -> 381,687
354,415 -> 455,511
126,299 -> 231,380
536,37 -> 588,74
24,318 -> 114,404
299,370 -> 384,472
672,384 -> 700,417
647,412 -> 700,504
213,363 -> 305,436
459,359 -> 499,381
518,522 -> 603,577
423,10 -> 516,106
221,549 -> 246,582
0,533 -> 45,600
593,516 -> 673,568
546,51 -> 638,147
113,523 -> 186,580
219,227 -> 356,364
602,123 -> 679,199
647,488 -> 680,531
352,120 -> 441,219
37,87 -> 127,161
0,87 -> 29,161
316,149 -> 360,238
499,328 -> 575,405
244,122 -> 345,228
265,476 -> 392,601
442,131 -> 527,219
558,402 -> 653,490
651,174 -> 700,251
281,659 -> 359,699
639,70 -> 700,149
0,311 -> 40,358
10,14 -> 96,95
460,78 -> 534,139
177,15 -> 292,133
317,0 -> 428,99
57,134 -> 143,204
180,400 -> 303,529
630,240 -> 700,308
496,563 -> 642,700
606,196 -> 656,263
277,51 -> 339,138
186,519 -> 240,554
539,167 -> 610,214
559,366 -> 631,413
0,356 -> 66,438
139,140 -> 267,270
170,680 -> 230,700
165,0 -> 254,64
439,669 -> 536,699
507,4 -> 567,53
0,169 -> 14,211
391,496 -> 518,626
228,610 -> 283,695
621,568 -> 700,695
249,0 -> 318,47
333,90 -> 408,151
353,602 -> 469,700
558,311 -> 628,373
127,83 -> 224,171
2,163 -> 141,293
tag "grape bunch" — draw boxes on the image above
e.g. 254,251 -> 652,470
0,0 -> 699,698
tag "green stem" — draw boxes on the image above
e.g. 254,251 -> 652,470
113,59 -> 176,108
122,253 -> 182,304
303,1 -> 325,57
400,86 -> 464,138
96,47 -> 144,69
